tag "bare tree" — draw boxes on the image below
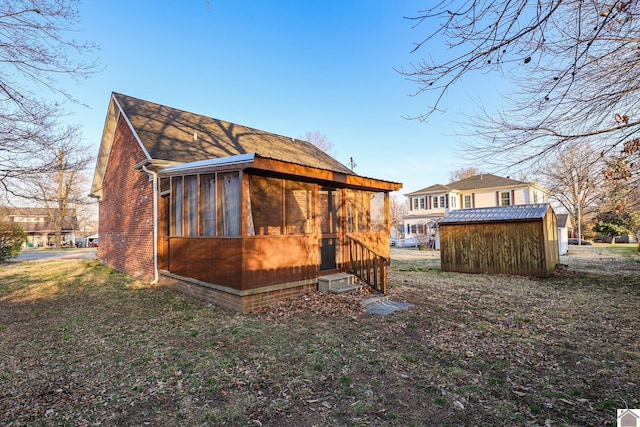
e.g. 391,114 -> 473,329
389,195 -> 407,239
401,1 -> 640,178
300,131 -> 337,157
0,1 -> 98,194
537,143 -> 604,238
75,200 -> 99,236
448,167 -> 482,183
20,130 -> 93,248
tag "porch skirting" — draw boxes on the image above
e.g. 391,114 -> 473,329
158,270 -> 318,314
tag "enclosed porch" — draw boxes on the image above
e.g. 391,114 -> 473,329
151,154 -> 401,312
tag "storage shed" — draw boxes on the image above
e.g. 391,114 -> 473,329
439,204 -> 558,277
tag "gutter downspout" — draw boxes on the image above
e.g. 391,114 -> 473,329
141,164 -> 159,285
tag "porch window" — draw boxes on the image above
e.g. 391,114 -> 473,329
347,190 -> 371,233
184,175 -> 198,236
200,174 -> 216,236
247,175 -> 317,236
172,176 -> 183,236
285,181 -> 314,234
248,175 -> 283,235
220,172 -> 240,236
160,177 -> 170,193
370,192 -> 385,232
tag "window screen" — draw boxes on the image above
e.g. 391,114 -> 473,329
172,177 -> 183,236
285,181 -> 314,234
248,175 -> 283,235
220,172 -> 240,236
200,174 -> 216,236
184,175 -> 198,236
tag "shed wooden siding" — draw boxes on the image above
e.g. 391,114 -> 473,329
440,207 -> 558,277
542,207 -> 560,272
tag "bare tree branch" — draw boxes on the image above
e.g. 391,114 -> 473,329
403,0 -> 640,179
0,0 -> 98,196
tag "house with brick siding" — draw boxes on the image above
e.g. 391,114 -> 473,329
90,93 -> 401,313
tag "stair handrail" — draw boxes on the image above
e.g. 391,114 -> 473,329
345,235 -> 389,295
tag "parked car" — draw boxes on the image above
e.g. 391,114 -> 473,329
91,239 -> 99,247
593,234 -> 638,243
568,238 -> 593,245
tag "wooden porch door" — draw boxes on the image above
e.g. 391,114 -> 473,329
318,188 -> 340,272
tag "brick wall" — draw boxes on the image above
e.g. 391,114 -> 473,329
98,115 -> 154,279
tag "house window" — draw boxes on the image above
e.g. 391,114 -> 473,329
450,196 -> 457,208
12,216 -> 45,223
412,198 -> 419,210
500,191 -> 511,206
200,174 -> 216,236
419,197 -> 425,209
184,175 -> 198,236
464,195 -> 472,209
439,195 -> 446,208
172,176 -> 183,236
432,197 -> 438,209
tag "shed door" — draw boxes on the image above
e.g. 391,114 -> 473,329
318,188 -> 340,271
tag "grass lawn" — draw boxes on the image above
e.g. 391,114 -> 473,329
588,243 -> 639,256
1,249 -> 639,426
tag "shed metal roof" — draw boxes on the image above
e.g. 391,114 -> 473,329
438,204 -> 552,224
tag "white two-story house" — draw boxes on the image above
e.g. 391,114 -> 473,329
402,174 -> 548,248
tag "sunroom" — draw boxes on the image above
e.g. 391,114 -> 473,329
144,153 -> 401,313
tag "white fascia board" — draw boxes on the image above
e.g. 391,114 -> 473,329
111,94 -> 152,160
158,153 -> 256,174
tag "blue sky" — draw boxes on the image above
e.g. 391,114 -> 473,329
63,1 -> 502,197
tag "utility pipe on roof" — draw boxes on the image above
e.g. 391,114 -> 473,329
141,164 -> 159,285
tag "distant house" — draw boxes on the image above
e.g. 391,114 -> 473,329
3,208 -> 79,247
403,174 -> 548,248
439,204 -> 559,277
89,93 -> 401,313
556,213 -> 570,255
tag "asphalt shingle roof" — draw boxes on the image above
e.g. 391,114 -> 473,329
406,174 -> 530,195
5,208 -> 79,232
113,93 -> 354,175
